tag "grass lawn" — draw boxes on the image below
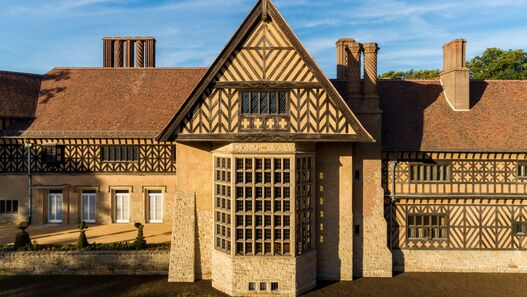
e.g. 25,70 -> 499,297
1,273 -> 527,297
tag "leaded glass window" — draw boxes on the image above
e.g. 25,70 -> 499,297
240,92 -> 288,115
214,157 -> 232,253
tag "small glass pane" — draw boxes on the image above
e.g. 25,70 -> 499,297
242,93 -> 250,114
260,93 -> 268,113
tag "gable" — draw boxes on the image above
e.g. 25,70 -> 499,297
158,0 -> 372,142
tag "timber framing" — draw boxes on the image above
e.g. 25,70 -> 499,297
157,0 -> 373,143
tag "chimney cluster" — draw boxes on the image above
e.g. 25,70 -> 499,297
103,37 -> 156,68
336,38 -> 379,111
440,38 -> 470,111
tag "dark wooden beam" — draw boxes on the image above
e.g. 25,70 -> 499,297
213,81 -> 321,89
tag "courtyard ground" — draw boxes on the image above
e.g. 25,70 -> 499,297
1,273 -> 527,297
0,224 -> 172,245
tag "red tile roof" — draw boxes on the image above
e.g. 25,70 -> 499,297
379,80 -> 527,151
2,67 -> 527,151
0,71 -> 42,118
2,67 -> 206,138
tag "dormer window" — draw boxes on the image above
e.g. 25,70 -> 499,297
241,91 -> 288,115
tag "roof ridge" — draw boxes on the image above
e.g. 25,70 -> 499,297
50,67 -> 208,70
0,70 -> 43,77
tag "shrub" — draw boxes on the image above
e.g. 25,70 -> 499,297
133,222 -> 147,249
14,221 -> 32,250
76,221 -> 89,250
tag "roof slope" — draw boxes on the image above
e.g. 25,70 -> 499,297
2,68 -> 206,138
380,80 -> 527,151
0,71 -> 42,118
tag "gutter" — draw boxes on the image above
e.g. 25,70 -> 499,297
389,160 -> 397,251
25,142 -> 32,225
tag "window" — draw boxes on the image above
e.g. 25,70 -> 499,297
81,190 -> 97,223
48,190 -> 63,223
296,156 -> 314,255
407,214 -> 447,240
234,157 -> 292,256
114,190 -> 130,223
0,200 -> 18,213
248,282 -> 256,291
259,282 -> 267,291
518,163 -> 527,178
241,91 -> 288,115
42,144 -> 64,165
147,190 -> 163,223
410,163 -> 451,182
271,282 -> 279,291
513,222 -> 527,236
101,146 -> 139,162
214,157 -> 232,253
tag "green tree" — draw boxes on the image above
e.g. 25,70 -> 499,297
467,48 -> 527,80
379,69 -> 441,80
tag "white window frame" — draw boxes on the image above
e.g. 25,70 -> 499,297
114,190 -> 130,223
147,190 -> 164,223
81,190 -> 97,223
48,191 -> 63,224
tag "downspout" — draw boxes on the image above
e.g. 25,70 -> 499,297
25,142 -> 32,225
389,160 -> 397,251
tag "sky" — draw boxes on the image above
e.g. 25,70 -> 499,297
1,0 -> 527,78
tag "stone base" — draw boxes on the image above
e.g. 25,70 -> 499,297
168,191 -> 196,282
394,249 -> 527,273
212,250 -> 317,296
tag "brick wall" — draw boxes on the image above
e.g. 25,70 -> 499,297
0,250 -> 169,275
394,249 -> 527,273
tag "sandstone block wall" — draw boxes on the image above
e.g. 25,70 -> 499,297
394,249 -> 527,273
212,250 -> 316,297
168,191 -> 195,282
0,250 -> 169,275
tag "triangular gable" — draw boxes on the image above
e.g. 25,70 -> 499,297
158,0 -> 373,142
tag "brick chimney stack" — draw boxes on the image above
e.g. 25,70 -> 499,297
440,39 -> 470,111
363,43 -> 379,104
103,37 -> 156,68
336,38 -> 362,102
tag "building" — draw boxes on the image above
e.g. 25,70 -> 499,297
1,0 -> 527,296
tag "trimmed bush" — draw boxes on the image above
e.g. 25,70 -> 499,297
14,221 -> 32,250
76,221 -> 89,250
133,222 -> 147,249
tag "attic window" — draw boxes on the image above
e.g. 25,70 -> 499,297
518,162 -> 527,179
241,91 -> 288,115
42,144 -> 64,165
101,146 -> 139,162
410,163 -> 451,182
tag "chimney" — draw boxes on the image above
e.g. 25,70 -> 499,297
103,37 -> 156,68
440,39 -> 470,111
363,42 -> 380,110
336,38 -> 362,102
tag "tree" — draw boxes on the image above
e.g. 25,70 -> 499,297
467,48 -> 527,80
379,69 -> 441,80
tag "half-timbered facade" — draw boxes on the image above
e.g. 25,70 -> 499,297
2,0 -> 527,296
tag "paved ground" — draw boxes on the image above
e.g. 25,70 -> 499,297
1,273 -> 527,297
0,224 -> 172,245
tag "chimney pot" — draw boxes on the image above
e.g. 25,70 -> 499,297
363,42 -> 380,103
440,38 -> 470,111
336,38 -> 362,102
103,37 -> 156,68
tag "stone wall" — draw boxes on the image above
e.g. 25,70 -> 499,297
0,250 -> 169,275
212,250 -> 317,297
394,249 -> 527,273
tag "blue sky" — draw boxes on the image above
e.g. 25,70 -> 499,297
1,0 -> 527,77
